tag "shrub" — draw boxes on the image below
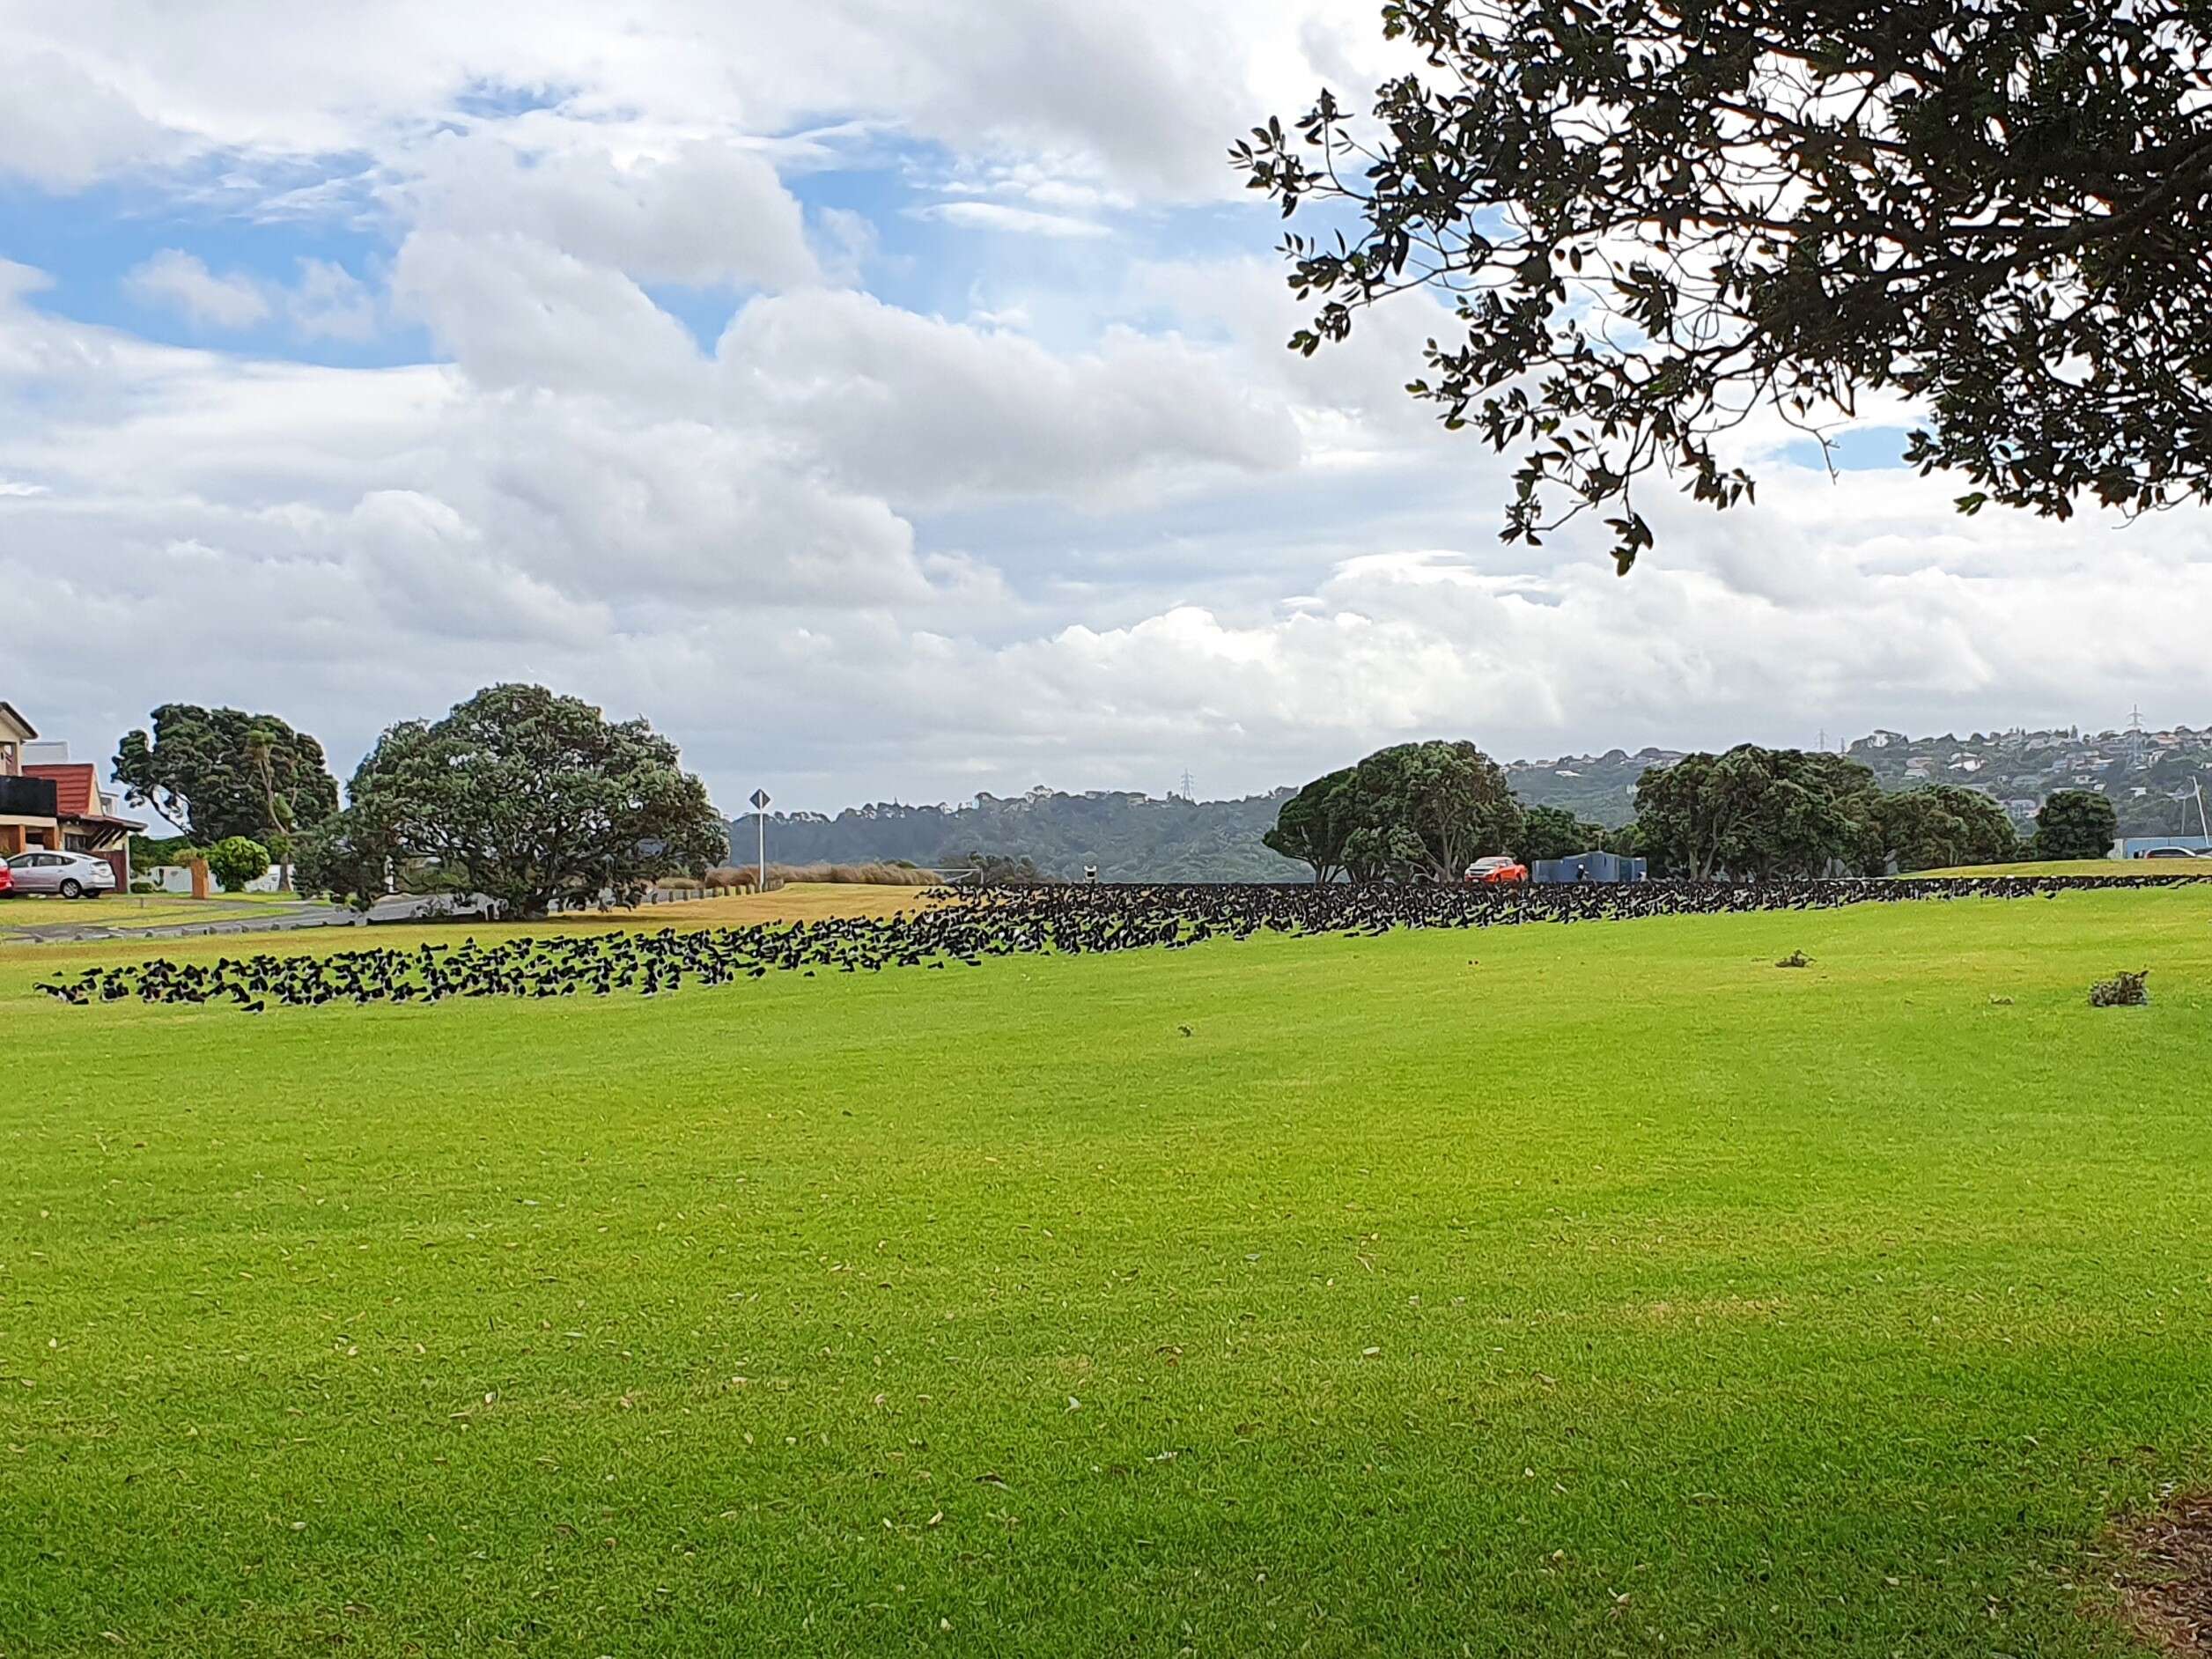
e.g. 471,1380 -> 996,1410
203,836 -> 271,894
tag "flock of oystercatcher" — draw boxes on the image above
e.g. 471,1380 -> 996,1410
31,874 -> 2201,1014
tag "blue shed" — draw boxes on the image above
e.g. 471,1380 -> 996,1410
1531,851 -> 1648,884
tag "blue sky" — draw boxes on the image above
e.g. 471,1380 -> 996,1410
2,2 -> 2207,813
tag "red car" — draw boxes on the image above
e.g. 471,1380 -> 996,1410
0,861 -> 12,896
1465,856 -> 1528,884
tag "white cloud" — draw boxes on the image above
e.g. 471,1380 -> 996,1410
290,259 -> 379,341
124,250 -> 272,329
2,3 -> 1408,203
122,250 -> 383,343
913,202 -> 1112,239
401,133 -> 819,290
0,50 -> 172,187
389,231 -> 707,403
717,288 -> 1299,508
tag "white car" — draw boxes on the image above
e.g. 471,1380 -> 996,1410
4,849 -> 117,897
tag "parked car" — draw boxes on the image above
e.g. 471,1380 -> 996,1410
1464,856 -> 1530,884
2140,846 -> 2202,860
4,849 -> 117,897
0,861 -> 11,896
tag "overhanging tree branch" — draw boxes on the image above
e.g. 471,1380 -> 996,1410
1233,0 -> 2212,571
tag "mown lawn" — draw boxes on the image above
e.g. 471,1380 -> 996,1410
3,888 -> 2210,1655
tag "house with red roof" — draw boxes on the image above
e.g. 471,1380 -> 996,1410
0,701 -> 55,859
0,704 -> 144,882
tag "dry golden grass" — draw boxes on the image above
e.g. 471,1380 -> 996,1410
768,860 -> 942,886
576,881 -> 943,924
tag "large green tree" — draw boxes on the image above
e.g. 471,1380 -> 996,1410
1235,1 -> 2212,572
306,683 -> 727,920
1262,767 -> 1360,882
114,705 -> 339,848
1342,740 -> 1523,882
1874,785 -> 2019,872
2033,788 -> 2119,861
1634,746 -> 1880,879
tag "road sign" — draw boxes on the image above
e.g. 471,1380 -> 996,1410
749,789 -> 771,886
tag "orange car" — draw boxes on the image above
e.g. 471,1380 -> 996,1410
1464,856 -> 1528,884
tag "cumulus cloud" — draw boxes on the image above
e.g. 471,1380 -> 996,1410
125,250 -> 272,329
717,288 -> 1300,508
912,202 -> 1112,239
291,260 -> 380,341
122,251 -> 387,343
0,50 -> 173,187
389,231 -> 707,403
402,133 -> 819,291
3,2 -> 1405,203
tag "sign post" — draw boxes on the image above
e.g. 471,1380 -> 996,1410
749,788 -> 771,890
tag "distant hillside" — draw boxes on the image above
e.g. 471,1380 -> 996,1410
732,723 -> 2211,880
739,787 -> 1297,882
1500,748 -> 1683,828
1507,725 -> 2212,837
1841,723 -> 2212,837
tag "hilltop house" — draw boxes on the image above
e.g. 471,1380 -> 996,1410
0,704 -> 144,882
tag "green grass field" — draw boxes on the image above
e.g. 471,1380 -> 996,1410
4,888 -> 2210,1655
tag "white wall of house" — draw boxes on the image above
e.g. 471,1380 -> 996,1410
146,865 -> 286,895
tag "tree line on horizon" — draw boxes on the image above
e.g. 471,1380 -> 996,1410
1264,740 -> 2120,883
107,692 -> 2131,914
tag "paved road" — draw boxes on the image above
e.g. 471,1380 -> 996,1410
1,892 -> 476,946
3,889 -> 722,945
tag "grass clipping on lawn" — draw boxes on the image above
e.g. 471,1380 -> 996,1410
2110,1490 -> 2212,1653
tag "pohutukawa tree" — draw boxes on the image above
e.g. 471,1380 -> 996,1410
302,683 -> 728,920
1233,1 -> 2212,571
1266,741 -> 1522,881
114,705 -> 340,847
1262,766 -> 1362,882
1633,745 -> 1884,878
